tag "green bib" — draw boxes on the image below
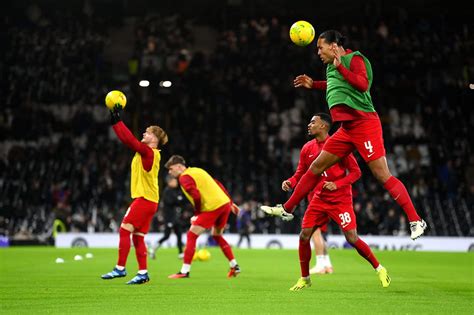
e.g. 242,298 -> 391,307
326,51 -> 375,112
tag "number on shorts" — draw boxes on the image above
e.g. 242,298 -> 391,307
364,141 -> 374,153
322,171 -> 328,177
338,212 -> 352,225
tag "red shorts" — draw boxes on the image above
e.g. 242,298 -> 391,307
122,197 -> 158,234
302,198 -> 356,232
191,203 -> 231,229
323,118 -> 385,162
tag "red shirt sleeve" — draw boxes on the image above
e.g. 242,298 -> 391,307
112,121 -> 154,171
287,145 -> 308,188
336,55 -> 369,92
333,154 -> 361,188
312,81 -> 327,90
179,174 -> 201,212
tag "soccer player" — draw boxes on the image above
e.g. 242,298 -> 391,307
101,105 -> 168,285
149,176 -> 189,260
281,113 -> 334,274
165,155 -> 240,279
286,151 -> 391,291
264,30 -> 427,240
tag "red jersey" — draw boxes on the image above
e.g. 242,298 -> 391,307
312,153 -> 361,204
287,137 -> 328,189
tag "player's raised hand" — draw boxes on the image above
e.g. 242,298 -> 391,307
322,181 -> 337,191
109,104 -> 123,125
281,180 -> 292,191
294,74 -> 313,89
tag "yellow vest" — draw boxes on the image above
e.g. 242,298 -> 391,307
180,167 -> 230,212
130,148 -> 161,203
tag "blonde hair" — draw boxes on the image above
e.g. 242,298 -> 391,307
148,125 -> 168,146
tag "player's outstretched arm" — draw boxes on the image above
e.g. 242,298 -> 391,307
294,74 -> 327,90
110,106 -> 153,158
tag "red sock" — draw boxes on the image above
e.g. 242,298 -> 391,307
132,234 -> 147,271
353,238 -> 379,269
213,235 -> 235,261
284,170 -> 320,212
184,231 -> 199,265
117,228 -> 131,267
383,176 -> 421,222
299,238 -> 312,277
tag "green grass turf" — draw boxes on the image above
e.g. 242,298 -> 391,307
0,247 -> 473,314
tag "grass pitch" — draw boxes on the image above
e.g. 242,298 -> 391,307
0,247 -> 472,314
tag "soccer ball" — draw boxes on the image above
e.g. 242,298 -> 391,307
289,21 -> 315,46
197,249 -> 211,261
105,90 -> 127,110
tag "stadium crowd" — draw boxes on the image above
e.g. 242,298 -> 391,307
1,2 -> 472,243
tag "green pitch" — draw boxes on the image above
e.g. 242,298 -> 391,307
0,247 -> 472,314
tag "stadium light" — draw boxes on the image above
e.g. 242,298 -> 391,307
159,80 -> 172,88
469,83 -> 474,90
139,80 -> 150,87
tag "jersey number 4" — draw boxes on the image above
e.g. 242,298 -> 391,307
364,141 -> 374,153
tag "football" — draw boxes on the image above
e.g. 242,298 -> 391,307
105,90 -> 127,110
197,249 -> 211,261
289,20 -> 315,46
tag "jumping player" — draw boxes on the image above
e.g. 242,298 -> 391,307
263,30 -> 427,240
101,105 -> 168,284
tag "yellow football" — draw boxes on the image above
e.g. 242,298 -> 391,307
197,249 -> 211,261
289,21 -> 315,47
105,90 -> 127,110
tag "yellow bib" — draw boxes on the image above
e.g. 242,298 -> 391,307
130,149 -> 161,203
180,167 -> 230,212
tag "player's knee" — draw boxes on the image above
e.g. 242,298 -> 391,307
299,231 -> 312,242
369,159 -> 392,183
373,169 -> 391,183
344,232 -> 358,244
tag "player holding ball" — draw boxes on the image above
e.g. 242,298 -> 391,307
101,91 -> 169,285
